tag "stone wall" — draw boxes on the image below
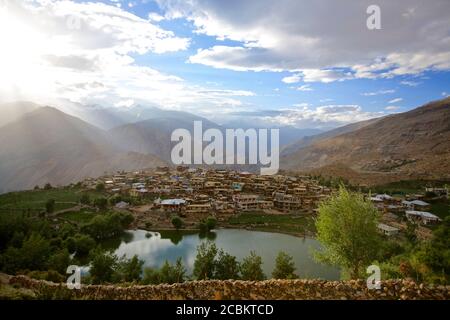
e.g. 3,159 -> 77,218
7,275 -> 450,300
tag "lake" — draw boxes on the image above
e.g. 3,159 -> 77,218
105,229 -> 340,280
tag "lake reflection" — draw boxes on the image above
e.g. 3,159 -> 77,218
109,229 -> 340,280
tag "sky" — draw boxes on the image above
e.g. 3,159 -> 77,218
0,0 -> 449,129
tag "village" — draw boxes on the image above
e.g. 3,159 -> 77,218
79,166 -> 447,239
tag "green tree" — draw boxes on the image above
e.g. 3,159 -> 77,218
240,251 -> 265,280
81,213 -> 127,239
214,250 -> 240,280
117,212 -> 134,227
9,231 -> 25,248
193,242 -> 217,280
205,216 -> 217,231
108,194 -> 122,206
272,251 -> 297,279
93,197 -> 108,210
1,233 -> 51,273
315,186 -> 381,279
47,248 -> 71,274
142,258 -> 186,284
89,248 -> 117,284
80,193 -> 91,205
198,221 -> 208,233
171,216 -> 183,230
115,255 -> 144,282
45,199 -> 55,214
73,234 -> 96,256
416,216 -> 450,283
95,183 -> 105,192
59,224 -> 76,240
159,258 -> 187,284
405,220 -> 418,244
44,183 -> 52,190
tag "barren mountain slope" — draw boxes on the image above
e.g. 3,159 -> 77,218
281,97 -> 450,182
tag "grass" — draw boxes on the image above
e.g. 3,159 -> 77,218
370,180 -> 449,195
0,283 -> 37,300
0,187 -> 105,212
59,209 -> 97,223
430,200 -> 450,219
227,212 -> 316,235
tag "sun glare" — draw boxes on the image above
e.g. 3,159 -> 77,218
0,7 -> 50,99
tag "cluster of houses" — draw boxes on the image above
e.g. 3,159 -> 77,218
81,167 -> 447,238
82,166 -> 332,219
369,188 -> 447,237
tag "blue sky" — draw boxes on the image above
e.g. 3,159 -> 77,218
0,0 -> 449,129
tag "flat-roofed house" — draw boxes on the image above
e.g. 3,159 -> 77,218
160,199 -> 186,213
402,200 -> 431,211
405,210 -> 441,225
377,223 -> 400,236
233,194 -> 259,211
273,192 -> 302,212
425,187 -> 448,198
185,203 -> 211,215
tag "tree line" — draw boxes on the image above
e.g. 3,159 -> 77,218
87,242 -> 298,285
0,208 -> 134,282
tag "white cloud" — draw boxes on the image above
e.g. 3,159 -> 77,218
281,69 -> 351,84
188,46 -> 281,72
262,104 -> 384,128
196,89 -> 255,96
442,92 -> 449,97
0,1 -> 258,116
385,106 -> 401,111
300,69 -> 352,83
400,80 -> 420,87
148,12 -> 165,22
158,0 -> 450,79
361,90 -> 395,96
388,98 -> 403,104
296,85 -> 313,92
115,99 -> 135,108
282,74 -> 301,84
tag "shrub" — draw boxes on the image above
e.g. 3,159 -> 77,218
171,216 -> 183,230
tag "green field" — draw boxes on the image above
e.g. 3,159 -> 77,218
0,188 -> 104,212
59,209 -> 98,223
430,201 -> 450,219
227,212 -> 316,235
370,180 -> 449,195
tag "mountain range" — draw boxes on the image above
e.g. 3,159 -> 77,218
0,97 -> 449,192
0,106 -> 165,192
0,101 -> 321,192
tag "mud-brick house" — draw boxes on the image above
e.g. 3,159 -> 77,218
273,192 -> 302,212
233,194 -> 259,211
185,203 -> 211,216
